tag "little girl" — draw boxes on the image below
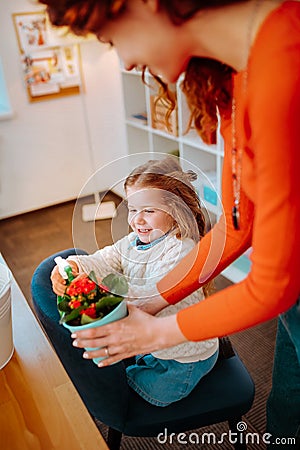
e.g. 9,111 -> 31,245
51,156 -> 218,407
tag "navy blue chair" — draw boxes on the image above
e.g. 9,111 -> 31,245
107,337 -> 255,450
31,250 -> 255,450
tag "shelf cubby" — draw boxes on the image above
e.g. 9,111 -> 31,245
120,68 -> 248,282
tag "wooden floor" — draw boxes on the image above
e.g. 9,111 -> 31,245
0,192 -> 127,305
0,194 -> 277,449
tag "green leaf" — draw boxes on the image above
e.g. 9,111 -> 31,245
88,270 -> 98,285
57,299 -> 71,313
101,273 -> 128,296
60,307 -> 82,324
81,313 -> 103,325
95,295 -> 122,311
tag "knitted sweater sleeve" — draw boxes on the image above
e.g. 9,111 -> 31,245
128,236 -> 200,300
67,237 -> 125,281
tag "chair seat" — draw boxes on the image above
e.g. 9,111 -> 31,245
122,354 -> 255,437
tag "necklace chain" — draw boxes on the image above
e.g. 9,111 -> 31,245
231,0 -> 260,230
231,96 -> 242,230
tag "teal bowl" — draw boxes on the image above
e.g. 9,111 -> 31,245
63,300 -> 127,365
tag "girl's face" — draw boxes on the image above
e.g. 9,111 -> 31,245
98,0 -> 192,83
126,186 -> 174,243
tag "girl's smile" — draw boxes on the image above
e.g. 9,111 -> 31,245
126,186 -> 174,243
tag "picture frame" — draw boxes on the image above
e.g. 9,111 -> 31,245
12,11 -> 49,53
12,11 -> 82,102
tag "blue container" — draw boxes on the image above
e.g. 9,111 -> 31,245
203,185 -> 218,206
232,254 -> 252,274
63,300 -> 127,365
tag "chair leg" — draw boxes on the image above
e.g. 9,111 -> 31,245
228,418 -> 247,450
107,427 -> 123,450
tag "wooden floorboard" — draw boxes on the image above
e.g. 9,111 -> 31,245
0,192 -> 126,303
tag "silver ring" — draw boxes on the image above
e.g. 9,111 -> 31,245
104,347 -> 110,357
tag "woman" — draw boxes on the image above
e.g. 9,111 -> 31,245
37,0 -> 300,443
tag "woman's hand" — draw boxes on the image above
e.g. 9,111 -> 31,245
50,260 -> 79,295
71,303 -> 187,366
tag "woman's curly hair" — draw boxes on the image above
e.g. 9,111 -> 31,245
38,0 -> 238,141
148,1 -> 239,143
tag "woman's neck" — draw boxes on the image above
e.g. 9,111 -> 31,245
187,0 -> 283,71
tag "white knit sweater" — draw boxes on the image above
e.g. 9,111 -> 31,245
68,232 -> 218,363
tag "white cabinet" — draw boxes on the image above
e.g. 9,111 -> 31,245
121,69 -> 223,215
0,27 -> 125,219
120,69 -> 251,282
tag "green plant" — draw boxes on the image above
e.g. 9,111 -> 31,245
57,271 -> 128,326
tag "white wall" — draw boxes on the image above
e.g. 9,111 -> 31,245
0,0 -> 127,218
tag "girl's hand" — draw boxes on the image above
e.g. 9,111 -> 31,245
71,303 -> 187,366
129,294 -> 169,315
50,260 -> 79,296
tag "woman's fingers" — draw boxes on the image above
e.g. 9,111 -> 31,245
71,304 -> 159,354
70,303 -> 186,366
80,342 -> 135,367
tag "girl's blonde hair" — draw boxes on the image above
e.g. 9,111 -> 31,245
124,156 -> 213,296
124,156 -> 204,241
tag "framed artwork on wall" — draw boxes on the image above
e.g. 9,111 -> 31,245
12,11 -> 82,102
12,11 -> 48,53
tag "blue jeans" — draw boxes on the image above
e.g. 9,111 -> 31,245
126,351 -> 219,407
266,300 -> 300,448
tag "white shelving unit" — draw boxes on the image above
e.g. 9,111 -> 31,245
120,69 -> 251,283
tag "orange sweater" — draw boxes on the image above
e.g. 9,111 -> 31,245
157,1 -> 300,341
